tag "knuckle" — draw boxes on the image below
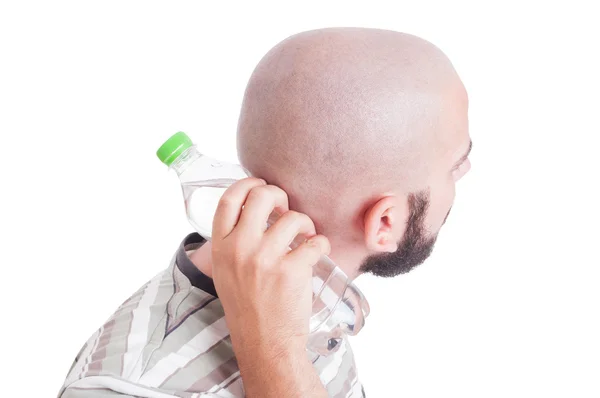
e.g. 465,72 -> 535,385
246,177 -> 264,184
217,194 -> 235,209
283,210 -> 300,221
285,210 -> 308,224
248,185 -> 270,202
231,236 -> 243,251
300,213 -> 314,228
293,211 -> 315,230
271,185 -> 289,199
250,250 -> 272,270
279,268 -> 300,285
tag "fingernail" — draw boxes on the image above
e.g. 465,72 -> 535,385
307,238 -> 318,247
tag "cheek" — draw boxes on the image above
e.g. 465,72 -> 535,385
426,181 -> 456,233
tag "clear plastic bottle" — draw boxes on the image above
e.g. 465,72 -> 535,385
157,132 -> 370,355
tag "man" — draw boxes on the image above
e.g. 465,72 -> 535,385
59,27 -> 471,397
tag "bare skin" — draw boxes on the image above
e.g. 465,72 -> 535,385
210,179 -> 329,397
190,27 -> 472,397
237,28 -> 470,279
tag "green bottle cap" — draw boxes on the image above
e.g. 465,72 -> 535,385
156,131 -> 193,166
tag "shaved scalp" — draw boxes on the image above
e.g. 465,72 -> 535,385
237,28 -> 465,235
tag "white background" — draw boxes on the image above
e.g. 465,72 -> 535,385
1,1 -> 599,397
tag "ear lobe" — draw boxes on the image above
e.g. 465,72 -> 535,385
363,195 -> 407,253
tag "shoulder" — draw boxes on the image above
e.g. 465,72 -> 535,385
62,265 -> 237,395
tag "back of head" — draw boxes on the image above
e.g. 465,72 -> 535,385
237,28 -> 470,277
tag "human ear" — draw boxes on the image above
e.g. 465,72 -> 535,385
363,195 -> 408,253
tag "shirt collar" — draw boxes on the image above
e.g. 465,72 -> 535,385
176,233 -> 218,297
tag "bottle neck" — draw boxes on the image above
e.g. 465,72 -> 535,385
171,146 -> 202,176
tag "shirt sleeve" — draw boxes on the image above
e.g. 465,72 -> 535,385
60,377 -> 231,398
61,387 -> 137,397
58,264 -> 241,398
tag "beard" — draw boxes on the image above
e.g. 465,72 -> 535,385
359,190 -> 442,278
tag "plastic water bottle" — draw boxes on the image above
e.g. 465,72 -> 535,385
157,132 -> 370,355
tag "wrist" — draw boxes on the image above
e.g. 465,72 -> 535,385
232,331 -> 307,367
236,342 -> 321,398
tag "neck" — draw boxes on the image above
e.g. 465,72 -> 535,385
328,247 -> 363,281
189,239 -> 362,281
189,241 -> 214,278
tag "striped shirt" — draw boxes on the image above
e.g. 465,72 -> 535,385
59,233 -> 365,397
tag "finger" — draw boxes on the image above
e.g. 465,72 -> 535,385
236,185 -> 290,236
283,235 -> 331,270
212,177 -> 267,240
261,211 -> 317,257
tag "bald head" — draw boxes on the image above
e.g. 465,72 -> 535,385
237,28 -> 468,238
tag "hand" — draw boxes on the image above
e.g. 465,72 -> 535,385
210,178 -> 331,359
